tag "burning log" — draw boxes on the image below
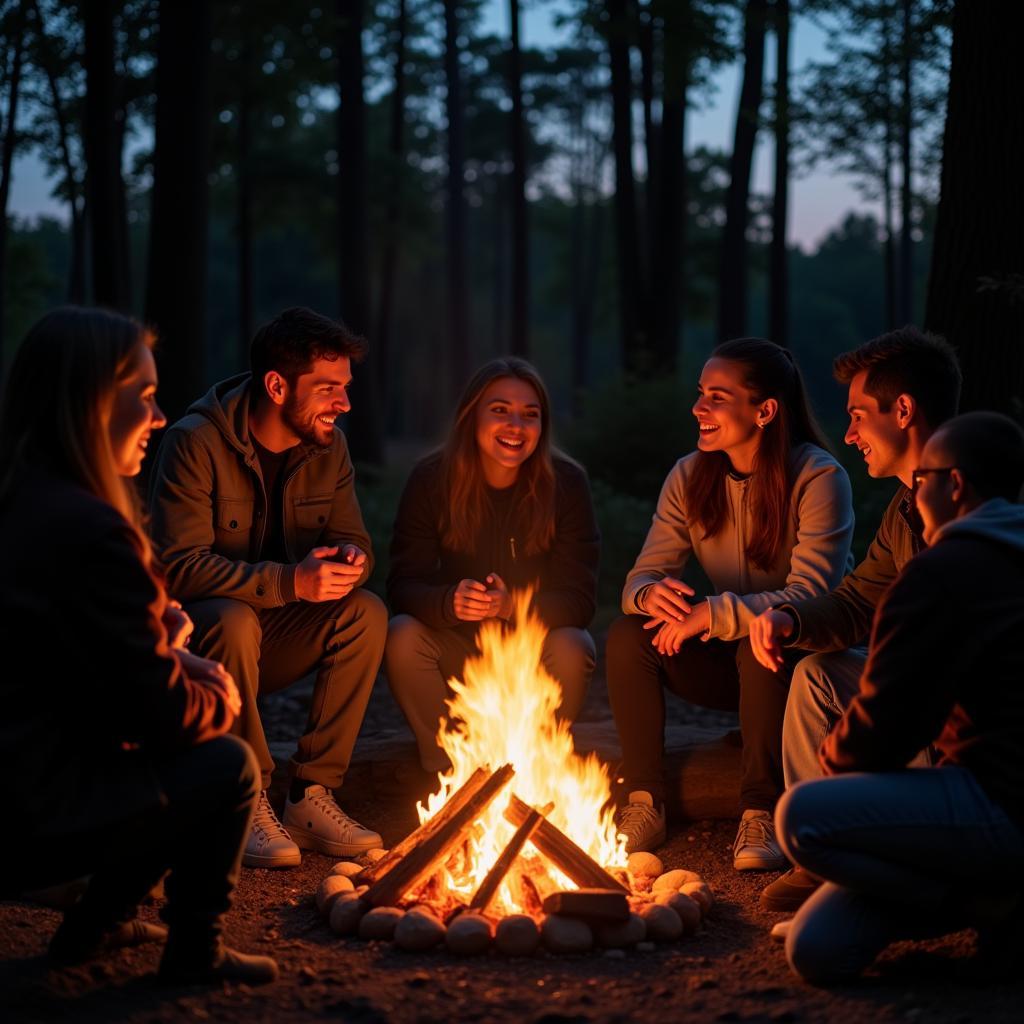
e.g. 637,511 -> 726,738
541,888 -> 630,923
363,764 -> 515,908
356,766 -> 490,886
467,798 -> 553,915
504,794 -> 628,894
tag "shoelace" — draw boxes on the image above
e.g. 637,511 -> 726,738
305,789 -> 362,831
733,814 -> 776,854
252,793 -> 291,840
618,801 -> 660,835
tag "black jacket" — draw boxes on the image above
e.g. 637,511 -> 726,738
387,453 -> 599,632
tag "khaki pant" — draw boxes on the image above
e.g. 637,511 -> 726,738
187,590 -> 387,791
384,614 -> 595,772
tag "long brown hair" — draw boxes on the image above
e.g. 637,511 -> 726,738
687,338 -> 831,571
0,306 -> 156,565
438,357 -> 557,556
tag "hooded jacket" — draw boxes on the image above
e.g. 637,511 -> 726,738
823,499 -> 1024,825
149,374 -> 372,608
621,443 -> 854,641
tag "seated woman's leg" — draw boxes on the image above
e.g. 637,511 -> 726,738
541,627 -> 596,722
385,615 -> 475,772
777,767 -> 1024,983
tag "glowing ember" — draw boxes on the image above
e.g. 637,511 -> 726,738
416,591 -> 628,915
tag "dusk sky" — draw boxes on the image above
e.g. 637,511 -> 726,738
9,2 -> 874,251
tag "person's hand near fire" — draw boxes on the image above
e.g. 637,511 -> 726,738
452,572 -> 513,621
294,543 -> 367,602
162,599 -> 194,649
638,576 -> 711,656
748,608 -> 796,673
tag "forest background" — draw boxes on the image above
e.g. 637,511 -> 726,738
1,0 -> 1021,624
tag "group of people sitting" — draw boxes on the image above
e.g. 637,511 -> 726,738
0,304 -> 1021,988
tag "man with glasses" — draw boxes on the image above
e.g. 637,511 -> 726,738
748,327 -> 962,912
775,411 -> 1024,984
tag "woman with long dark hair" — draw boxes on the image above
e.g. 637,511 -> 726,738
0,307 -> 276,984
386,357 -> 599,773
608,338 -> 853,867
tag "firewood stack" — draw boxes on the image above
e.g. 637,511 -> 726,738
314,764 -> 714,956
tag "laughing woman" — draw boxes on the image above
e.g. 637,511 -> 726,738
608,338 -> 853,867
385,358 -> 599,773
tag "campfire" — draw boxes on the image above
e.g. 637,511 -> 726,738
315,594 -> 712,954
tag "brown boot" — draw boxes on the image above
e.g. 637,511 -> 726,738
49,918 -> 168,966
159,944 -> 279,986
759,866 -> 822,912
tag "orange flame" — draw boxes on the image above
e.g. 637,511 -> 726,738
417,590 -> 627,914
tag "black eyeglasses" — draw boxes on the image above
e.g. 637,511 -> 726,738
910,466 -> 956,493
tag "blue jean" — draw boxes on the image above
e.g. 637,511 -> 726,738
776,766 -> 1024,984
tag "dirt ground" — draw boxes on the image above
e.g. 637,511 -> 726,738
3,665 -> 1021,1023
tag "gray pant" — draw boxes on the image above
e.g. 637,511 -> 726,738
188,589 -> 387,791
385,614 -> 595,772
777,767 -> 1024,984
782,649 -> 867,788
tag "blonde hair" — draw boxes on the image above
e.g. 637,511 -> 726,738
0,306 -> 156,564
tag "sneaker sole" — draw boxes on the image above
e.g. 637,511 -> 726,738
285,825 -> 381,858
242,849 -> 302,869
733,854 -> 788,872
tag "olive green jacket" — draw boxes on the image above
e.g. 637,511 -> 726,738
779,486 -> 923,651
148,374 -> 373,608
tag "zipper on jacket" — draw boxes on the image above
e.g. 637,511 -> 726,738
509,536 -> 517,561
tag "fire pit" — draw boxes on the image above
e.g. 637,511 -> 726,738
314,595 -> 712,955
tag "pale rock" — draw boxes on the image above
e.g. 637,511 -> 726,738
329,861 -> 365,879
653,891 -> 701,934
393,908 -> 446,952
358,906 -> 404,941
541,914 -> 593,954
363,848 -> 389,863
652,869 -> 702,892
680,881 -> 713,914
494,914 -> 541,957
316,874 -> 355,915
639,903 -> 683,942
328,894 -> 368,935
445,914 -> 493,956
626,852 -> 664,879
595,912 -> 646,948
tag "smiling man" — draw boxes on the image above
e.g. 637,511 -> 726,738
149,307 -> 387,870
748,326 -> 962,911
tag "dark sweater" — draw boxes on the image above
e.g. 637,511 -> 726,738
822,499 -> 1024,826
386,453 -> 599,632
0,469 -> 234,842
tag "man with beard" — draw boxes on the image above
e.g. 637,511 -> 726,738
149,307 -> 386,869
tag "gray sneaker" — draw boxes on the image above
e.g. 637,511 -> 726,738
733,809 -> 786,871
616,790 -> 667,853
284,784 -> 382,856
243,791 -> 302,869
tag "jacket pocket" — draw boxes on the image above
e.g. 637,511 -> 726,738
215,498 -> 255,558
292,493 -> 332,551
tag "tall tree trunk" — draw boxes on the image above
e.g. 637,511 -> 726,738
635,0 -> 656,228
375,0 -> 407,412
924,0 -> 1024,414
236,20 -> 253,369
606,0 -> 648,374
716,0 -> 767,343
508,0 -> 528,356
84,0 -> 129,310
898,0 -> 913,324
492,171 -> 506,354
145,0 -> 211,422
882,14 -> 896,329
337,0 -> 382,463
443,0 -> 469,394
768,0 -> 789,347
649,0 -> 687,371
0,0 -> 28,366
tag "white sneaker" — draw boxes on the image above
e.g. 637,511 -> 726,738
243,791 -> 302,868
283,784 -> 382,857
733,808 -> 787,871
616,790 -> 667,853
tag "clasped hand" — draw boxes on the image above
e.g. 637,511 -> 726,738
748,608 -> 794,673
641,576 -> 710,655
452,573 -> 512,622
174,648 -> 242,719
294,544 -> 366,602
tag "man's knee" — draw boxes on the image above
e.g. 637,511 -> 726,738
188,598 -> 261,650
775,779 -> 827,867
161,735 -> 260,808
542,628 -> 595,721
335,588 -> 388,643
